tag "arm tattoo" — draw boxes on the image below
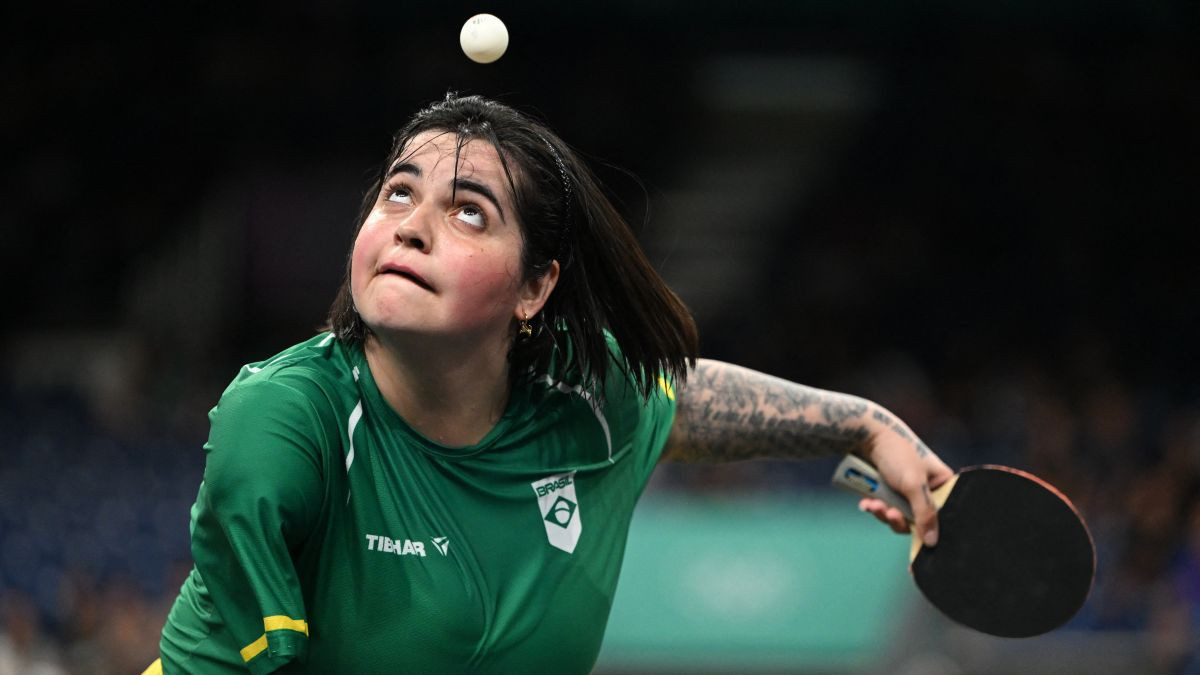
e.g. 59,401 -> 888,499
667,359 -> 873,463
872,409 -> 931,458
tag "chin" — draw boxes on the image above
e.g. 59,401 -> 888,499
356,293 -> 422,330
362,316 -> 429,337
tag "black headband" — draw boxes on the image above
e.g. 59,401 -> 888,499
541,137 -> 573,261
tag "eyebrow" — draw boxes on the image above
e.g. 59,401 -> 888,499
387,162 -> 507,222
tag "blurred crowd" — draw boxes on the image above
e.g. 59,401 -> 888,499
0,390 -> 198,674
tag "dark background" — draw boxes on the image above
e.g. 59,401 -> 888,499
2,2 -> 1198,672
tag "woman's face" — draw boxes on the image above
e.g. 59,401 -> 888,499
351,130 -> 554,344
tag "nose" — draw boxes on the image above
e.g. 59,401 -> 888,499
394,206 -> 434,253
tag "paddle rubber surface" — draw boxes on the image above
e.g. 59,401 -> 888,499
912,465 -> 1095,638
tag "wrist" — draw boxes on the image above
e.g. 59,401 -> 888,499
856,402 -> 891,460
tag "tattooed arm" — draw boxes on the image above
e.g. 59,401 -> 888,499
662,359 -> 954,545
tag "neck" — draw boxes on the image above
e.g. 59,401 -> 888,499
364,331 -> 512,447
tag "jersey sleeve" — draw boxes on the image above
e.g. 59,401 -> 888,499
189,376 -> 327,674
601,336 -> 679,487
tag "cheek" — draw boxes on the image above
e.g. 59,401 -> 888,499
451,249 -> 523,308
349,221 -> 385,292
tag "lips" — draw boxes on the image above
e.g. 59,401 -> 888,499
379,263 -> 434,291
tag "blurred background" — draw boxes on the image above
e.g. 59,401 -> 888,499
2,1 -> 1198,672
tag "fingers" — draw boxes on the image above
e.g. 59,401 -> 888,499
913,454 -> 954,546
926,455 -> 955,490
904,480 -> 939,547
858,498 -> 910,534
861,462 -> 941,546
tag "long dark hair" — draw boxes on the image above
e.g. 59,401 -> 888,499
327,93 -> 697,398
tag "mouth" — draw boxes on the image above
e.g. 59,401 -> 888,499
380,265 -> 434,292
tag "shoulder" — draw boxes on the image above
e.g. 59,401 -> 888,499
530,329 -> 672,405
531,330 -> 674,428
213,333 -> 360,427
599,331 -> 676,409
533,329 -> 622,386
203,334 -> 359,481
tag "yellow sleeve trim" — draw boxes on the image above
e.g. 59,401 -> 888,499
240,616 -> 310,662
240,635 -> 268,662
263,615 -> 310,635
657,376 -> 675,401
141,658 -> 163,675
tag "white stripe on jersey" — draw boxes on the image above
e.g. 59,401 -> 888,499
539,376 -> 613,462
346,400 -> 363,472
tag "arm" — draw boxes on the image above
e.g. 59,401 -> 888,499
662,358 -> 953,545
191,377 -> 324,673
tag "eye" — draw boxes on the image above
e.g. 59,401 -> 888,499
455,204 -> 486,229
386,186 -> 413,205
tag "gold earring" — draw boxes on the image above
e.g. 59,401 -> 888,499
519,311 -> 533,338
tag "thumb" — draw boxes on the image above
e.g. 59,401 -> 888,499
906,482 -> 939,548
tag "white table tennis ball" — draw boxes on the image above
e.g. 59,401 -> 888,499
460,14 -> 509,64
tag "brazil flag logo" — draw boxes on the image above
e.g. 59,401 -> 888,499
544,496 -> 577,528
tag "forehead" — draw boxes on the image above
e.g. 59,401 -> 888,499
394,130 -> 508,181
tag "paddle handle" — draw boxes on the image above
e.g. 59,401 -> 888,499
830,454 -> 914,522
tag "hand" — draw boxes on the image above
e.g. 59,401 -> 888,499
856,409 -> 954,547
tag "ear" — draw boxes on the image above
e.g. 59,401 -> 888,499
515,260 -> 560,320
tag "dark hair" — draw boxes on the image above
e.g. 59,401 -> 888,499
327,93 -> 697,397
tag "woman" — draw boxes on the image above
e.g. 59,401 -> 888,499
150,94 -> 952,674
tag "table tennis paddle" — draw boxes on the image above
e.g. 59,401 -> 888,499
831,454 -> 1095,638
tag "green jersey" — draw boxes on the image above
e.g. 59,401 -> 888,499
158,332 -> 676,674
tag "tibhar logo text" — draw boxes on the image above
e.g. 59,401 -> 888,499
366,535 -> 426,557
531,471 -> 581,554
